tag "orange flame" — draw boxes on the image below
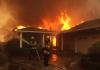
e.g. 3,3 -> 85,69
41,11 -> 71,47
16,25 -> 26,29
42,18 -> 54,30
59,12 -> 71,31
52,36 -> 56,47
41,11 -> 71,31
37,26 -> 43,29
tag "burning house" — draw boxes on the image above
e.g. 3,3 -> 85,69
16,26 -> 54,49
4,26 -> 54,58
59,19 -> 100,55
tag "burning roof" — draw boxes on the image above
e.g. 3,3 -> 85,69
16,27 -> 53,34
62,19 -> 100,33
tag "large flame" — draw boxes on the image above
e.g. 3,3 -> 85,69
59,12 -> 71,31
41,11 -> 71,31
41,11 -> 71,47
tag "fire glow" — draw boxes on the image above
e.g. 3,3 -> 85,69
59,12 -> 71,31
51,54 -> 58,62
52,36 -> 56,47
42,12 -> 71,31
0,1 -> 17,42
41,12 -> 71,47
17,25 -> 26,29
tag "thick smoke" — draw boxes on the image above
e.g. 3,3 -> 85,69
5,0 -> 100,26
0,0 -> 100,42
6,0 -> 100,26
0,0 -> 18,42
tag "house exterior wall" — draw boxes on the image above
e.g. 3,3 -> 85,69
61,30 -> 100,55
59,34 -> 75,56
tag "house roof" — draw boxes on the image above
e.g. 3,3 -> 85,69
16,27 -> 53,34
62,19 -> 100,33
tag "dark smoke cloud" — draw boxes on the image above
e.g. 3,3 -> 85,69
6,0 -> 61,26
5,0 -> 100,26
0,0 -> 100,42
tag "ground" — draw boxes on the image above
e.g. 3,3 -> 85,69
0,49 -> 84,70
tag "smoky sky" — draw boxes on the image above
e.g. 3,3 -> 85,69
0,0 -> 100,42
5,0 -> 100,26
